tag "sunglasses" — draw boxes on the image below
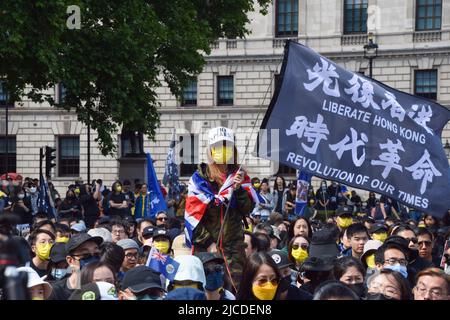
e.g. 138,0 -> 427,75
406,237 -> 418,244
292,243 -> 308,250
157,217 -> 168,221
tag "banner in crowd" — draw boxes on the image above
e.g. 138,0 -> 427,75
163,131 -> 181,201
38,173 -> 56,218
257,41 -> 450,218
295,171 -> 311,217
146,246 -> 179,282
146,152 -> 168,218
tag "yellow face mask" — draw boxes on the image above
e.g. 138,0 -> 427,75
252,282 -> 278,300
337,217 -> 353,229
36,243 -> 53,261
253,183 -> 261,189
32,297 -> 44,301
244,224 -> 253,233
211,146 -> 234,164
365,254 -> 376,268
372,232 -> 387,243
291,248 -> 308,263
173,283 -> 199,290
116,185 -> 122,192
153,241 -> 170,254
56,237 -> 70,244
74,188 -> 80,195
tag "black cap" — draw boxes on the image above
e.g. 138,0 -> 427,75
196,252 -> 224,266
362,216 -> 375,223
121,266 -> 164,293
300,256 -> 334,272
309,229 -> 340,259
289,183 -> 297,190
152,228 -> 171,241
142,226 -> 155,238
97,216 -> 110,225
65,233 -> 103,254
335,205 -> 353,217
50,243 -> 67,263
268,249 -> 293,269
383,236 -> 409,253
369,223 -> 388,234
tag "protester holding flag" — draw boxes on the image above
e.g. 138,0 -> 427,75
184,127 -> 255,293
251,178 -> 274,222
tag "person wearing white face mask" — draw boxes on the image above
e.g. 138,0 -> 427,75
27,184 -> 40,215
47,243 -> 70,283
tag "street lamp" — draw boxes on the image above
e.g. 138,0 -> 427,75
363,32 -> 378,78
444,139 -> 450,159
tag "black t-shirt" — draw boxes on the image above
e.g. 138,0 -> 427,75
286,285 -> 313,300
48,277 -> 75,301
29,260 -> 48,278
80,194 -> 99,217
12,200 -> 33,225
58,200 -> 82,219
275,189 -> 285,213
108,192 -> 126,217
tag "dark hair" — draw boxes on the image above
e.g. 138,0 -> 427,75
333,256 -> 365,281
272,175 -> 286,191
55,223 -> 71,235
100,242 -> 125,274
325,223 -> 341,242
287,235 -> 310,266
313,280 -> 360,300
374,243 -> 407,265
111,181 -> 122,194
123,179 -> 131,186
369,269 -> 412,300
244,231 -> 261,252
28,229 -> 56,246
253,232 -> 271,252
346,223 -> 369,239
261,178 -> 269,185
33,212 -> 50,223
31,220 -> 55,234
391,224 -> 416,237
288,217 -> 312,239
80,261 -> 117,286
416,227 -> 434,241
137,218 -> 154,231
251,177 -> 260,184
237,252 -> 281,300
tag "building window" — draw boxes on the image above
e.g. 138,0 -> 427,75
181,80 -> 197,106
275,0 -> 298,37
59,83 -> 67,104
179,134 -> 198,177
0,80 -> 13,107
416,0 -> 442,31
0,136 -> 16,173
275,163 -> 297,177
59,136 -> 80,177
415,70 -> 437,100
217,76 -> 234,106
343,0 -> 368,34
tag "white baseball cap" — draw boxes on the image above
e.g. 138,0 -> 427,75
208,127 -> 234,146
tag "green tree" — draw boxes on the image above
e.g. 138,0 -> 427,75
0,0 -> 270,155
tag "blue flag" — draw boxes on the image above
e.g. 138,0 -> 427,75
257,41 -> 450,219
295,171 -> 311,217
146,246 -> 179,282
146,152 -> 168,218
38,174 -> 56,219
162,132 -> 181,201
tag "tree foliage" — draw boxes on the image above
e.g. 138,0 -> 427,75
0,0 -> 270,155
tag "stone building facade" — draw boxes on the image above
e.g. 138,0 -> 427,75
1,0 -> 449,195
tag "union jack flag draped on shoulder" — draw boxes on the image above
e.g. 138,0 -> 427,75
184,169 -> 264,248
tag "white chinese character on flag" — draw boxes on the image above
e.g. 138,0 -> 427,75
286,114 -> 330,154
303,57 -> 340,97
371,139 -> 405,178
329,128 -> 368,167
405,149 -> 441,195
344,74 -> 380,110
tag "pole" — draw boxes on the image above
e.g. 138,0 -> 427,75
369,58 -> 373,78
39,147 -> 43,183
4,95 -> 8,176
87,122 -> 91,184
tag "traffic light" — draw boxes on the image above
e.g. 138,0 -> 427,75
45,146 -> 56,178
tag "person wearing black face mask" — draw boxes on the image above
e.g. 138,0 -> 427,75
268,249 -> 312,300
333,256 -> 366,299
197,252 -> 235,300
49,233 -> 103,300
58,190 -> 82,220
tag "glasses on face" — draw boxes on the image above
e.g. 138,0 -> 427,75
254,277 -> 279,287
292,243 -> 308,250
418,240 -> 432,247
112,229 -> 125,235
204,265 -> 224,275
72,252 -> 101,261
157,217 -> 167,222
415,285 -> 444,299
384,258 -> 408,267
125,252 -> 138,260
405,237 -> 418,244
369,282 -> 400,298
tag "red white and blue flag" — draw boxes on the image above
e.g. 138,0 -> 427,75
146,246 -> 179,282
184,170 -> 263,248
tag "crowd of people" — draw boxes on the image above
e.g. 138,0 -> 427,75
0,126 -> 449,301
